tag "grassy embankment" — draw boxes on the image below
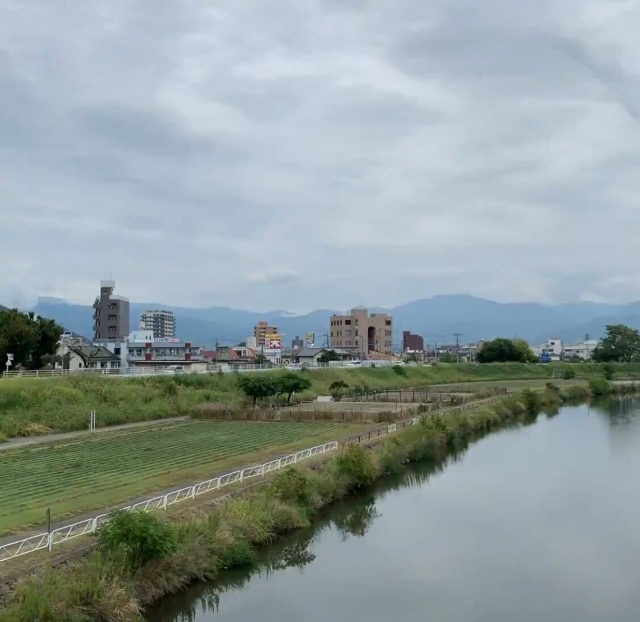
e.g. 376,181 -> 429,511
2,362 -> 639,439
0,384 -> 613,621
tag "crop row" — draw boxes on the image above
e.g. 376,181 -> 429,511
0,421 -> 350,533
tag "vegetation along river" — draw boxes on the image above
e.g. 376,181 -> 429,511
146,397 -> 640,622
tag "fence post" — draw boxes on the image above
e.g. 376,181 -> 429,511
46,508 -> 52,551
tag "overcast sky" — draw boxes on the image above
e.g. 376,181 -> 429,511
1,0 -> 639,312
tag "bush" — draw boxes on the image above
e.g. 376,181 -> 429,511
333,444 -> 377,489
521,389 -> 542,413
562,368 -> 576,379
272,468 -> 313,509
602,363 -> 615,380
392,365 -> 407,376
97,510 -> 177,573
588,377 -> 611,396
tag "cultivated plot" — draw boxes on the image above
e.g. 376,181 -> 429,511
0,420 -> 360,534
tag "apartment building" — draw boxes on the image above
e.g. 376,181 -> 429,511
140,309 -> 176,339
329,308 -> 393,358
254,321 -> 278,348
93,279 -> 130,341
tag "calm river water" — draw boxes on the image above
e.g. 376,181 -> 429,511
147,398 -> 640,622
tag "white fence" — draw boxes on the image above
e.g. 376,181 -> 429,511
0,439 -> 341,563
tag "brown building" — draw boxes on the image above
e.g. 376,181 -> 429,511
329,308 -> 392,358
254,321 -> 278,348
93,280 -> 130,341
402,331 -> 424,352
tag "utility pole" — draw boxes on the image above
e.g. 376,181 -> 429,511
585,333 -> 590,360
453,333 -> 461,363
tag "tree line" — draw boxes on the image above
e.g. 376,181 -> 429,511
475,324 -> 640,364
0,308 -> 63,370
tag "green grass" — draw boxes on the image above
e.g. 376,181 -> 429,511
1,362 -> 639,438
0,420 -> 360,535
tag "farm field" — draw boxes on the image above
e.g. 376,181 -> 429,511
0,420 -> 362,535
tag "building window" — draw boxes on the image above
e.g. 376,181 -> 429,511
345,330 -> 351,336
345,320 -> 351,325
385,320 -> 391,326
108,315 -> 117,321
114,347 -> 121,356
355,330 -> 359,337
108,326 -> 116,332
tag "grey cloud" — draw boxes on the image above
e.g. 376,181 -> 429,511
1,0 -> 640,311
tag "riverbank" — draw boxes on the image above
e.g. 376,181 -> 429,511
2,362 -> 638,438
0,385 -> 599,621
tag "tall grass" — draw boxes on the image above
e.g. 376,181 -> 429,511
1,363 -> 635,438
0,387 -> 592,621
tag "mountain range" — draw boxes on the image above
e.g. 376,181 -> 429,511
9,295 -> 640,348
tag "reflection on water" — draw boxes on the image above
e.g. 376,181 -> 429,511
147,403 -> 640,622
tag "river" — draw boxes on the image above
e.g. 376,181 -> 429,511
146,397 -> 640,622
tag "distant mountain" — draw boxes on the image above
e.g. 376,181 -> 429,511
14,295 -> 640,347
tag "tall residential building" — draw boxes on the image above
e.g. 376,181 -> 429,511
329,308 -> 393,358
254,321 -> 278,348
140,310 -> 176,339
92,279 -> 130,341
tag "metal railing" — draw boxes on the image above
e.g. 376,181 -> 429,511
0,439 -> 338,563
0,394 -> 506,564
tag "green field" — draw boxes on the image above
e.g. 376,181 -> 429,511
1,362 -> 639,438
0,420 -> 360,534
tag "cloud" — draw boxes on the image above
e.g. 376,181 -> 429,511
1,0 -> 640,311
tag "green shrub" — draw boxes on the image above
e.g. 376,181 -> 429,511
97,510 -> 177,573
521,389 -> 542,413
562,368 -> 576,379
602,363 -> 615,380
588,377 -> 611,396
333,444 -> 377,489
272,468 -> 313,509
392,365 -> 407,377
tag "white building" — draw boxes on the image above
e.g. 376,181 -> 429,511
140,309 -> 176,339
532,338 -> 599,361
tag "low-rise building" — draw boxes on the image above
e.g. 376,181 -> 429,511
57,343 -> 121,371
402,331 -> 424,353
126,330 -> 203,368
295,348 -> 358,367
532,339 -> 599,361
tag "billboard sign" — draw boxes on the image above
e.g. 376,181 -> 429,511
305,333 -> 314,347
264,333 -> 281,349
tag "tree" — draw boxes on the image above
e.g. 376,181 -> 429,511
236,375 -> 278,405
591,324 -> 640,363
329,380 -> 349,401
275,372 -> 312,403
318,350 -> 340,364
0,309 -> 63,370
476,338 -> 536,364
